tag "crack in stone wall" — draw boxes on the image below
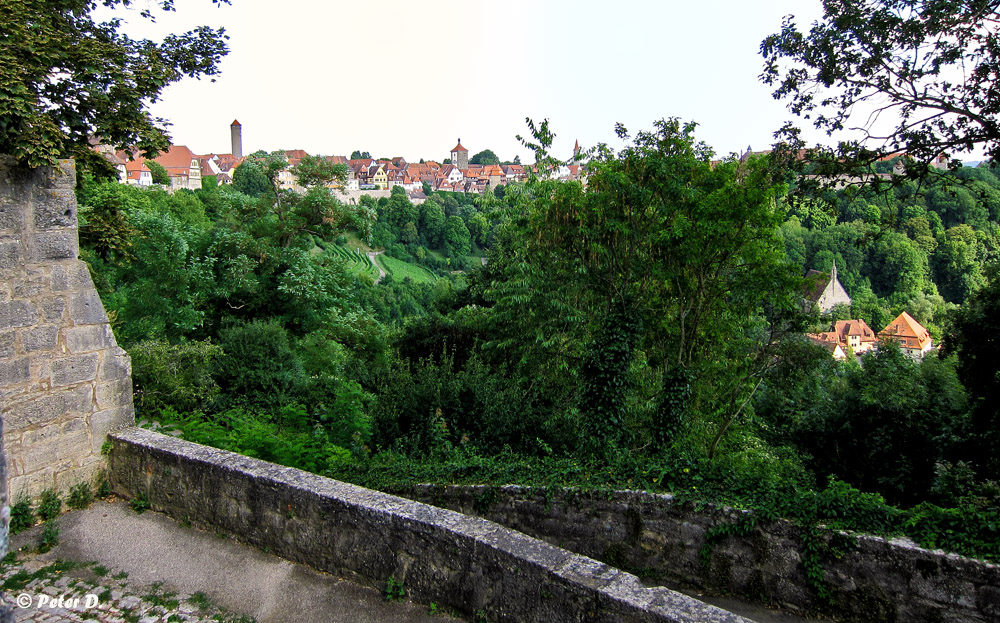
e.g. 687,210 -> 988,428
0,157 -> 135,499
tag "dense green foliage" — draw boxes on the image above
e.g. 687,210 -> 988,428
0,0 -> 229,168
762,0 -> 1000,176
79,120 -> 1000,565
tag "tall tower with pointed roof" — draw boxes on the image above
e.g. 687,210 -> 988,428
231,119 -> 243,159
451,138 -> 468,170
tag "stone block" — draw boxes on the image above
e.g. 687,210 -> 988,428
62,417 -> 87,434
34,192 -> 76,229
29,354 -> 52,387
0,195 -> 26,230
64,324 -> 114,354
51,353 -> 99,387
0,331 -> 14,358
0,299 -> 39,329
20,324 -> 59,352
38,295 -> 67,322
1,385 -> 91,430
100,347 -> 132,381
0,357 -> 29,387
28,230 -> 78,262
12,275 -> 47,298
95,379 -> 133,411
90,406 -> 134,452
0,240 -> 21,270
68,289 -> 108,325
51,262 -> 92,292
8,468 -> 55,500
22,424 -> 63,448
977,585 -> 1000,617
55,457 -> 103,491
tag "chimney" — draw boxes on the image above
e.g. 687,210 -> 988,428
231,119 -> 243,159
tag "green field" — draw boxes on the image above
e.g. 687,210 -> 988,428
375,254 -> 437,284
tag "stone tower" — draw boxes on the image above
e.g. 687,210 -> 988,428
231,119 -> 243,159
451,139 -> 468,170
0,157 -> 135,499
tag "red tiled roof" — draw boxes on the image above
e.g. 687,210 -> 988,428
451,140 -> 467,152
835,319 -> 876,341
879,311 -> 932,350
231,119 -> 241,126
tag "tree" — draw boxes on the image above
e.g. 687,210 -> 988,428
0,0 -> 230,168
762,1 -> 1000,176
487,118 -> 804,458
232,158 -> 271,197
470,149 -> 500,165
420,198 -> 446,248
146,161 -> 171,185
945,265 -> 1000,480
444,215 -> 471,258
350,150 -> 371,160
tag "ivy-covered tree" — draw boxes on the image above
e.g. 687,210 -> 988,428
0,0 -> 230,168
487,119 -> 804,458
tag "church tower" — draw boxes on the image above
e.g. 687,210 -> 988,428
231,119 -> 243,159
451,138 -> 468,170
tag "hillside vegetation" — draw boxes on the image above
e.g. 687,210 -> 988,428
77,127 -> 1000,571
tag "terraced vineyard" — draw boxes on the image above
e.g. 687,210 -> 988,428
328,244 -> 380,279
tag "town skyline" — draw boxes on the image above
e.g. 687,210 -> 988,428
108,0 -> 836,165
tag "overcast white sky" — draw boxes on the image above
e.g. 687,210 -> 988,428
119,0 -> 827,162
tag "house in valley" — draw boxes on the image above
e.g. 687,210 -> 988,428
834,318 -> 878,355
803,261 -> 852,314
879,311 -> 934,359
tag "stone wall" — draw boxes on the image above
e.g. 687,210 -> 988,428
398,485 -> 1000,623
108,428 -> 754,623
0,157 -> 134,499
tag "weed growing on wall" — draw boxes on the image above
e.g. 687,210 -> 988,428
36,489 -> 61,521
9,497 -> 34,534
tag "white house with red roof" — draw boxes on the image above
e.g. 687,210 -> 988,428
879,311 -> 934,359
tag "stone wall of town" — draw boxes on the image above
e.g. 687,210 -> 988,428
398,485 -> 1000,623
0,157 -> 134,499
108,428 -> 753,623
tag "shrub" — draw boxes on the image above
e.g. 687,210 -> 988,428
9,497 -> 33,534
37,520 -> 60,553
67,482 -> 95,510
36,489 -> 62,522
130,339 -> 222,413
213,321 -> 305,409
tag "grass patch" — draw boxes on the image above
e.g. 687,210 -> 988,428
377,254 -> 436,284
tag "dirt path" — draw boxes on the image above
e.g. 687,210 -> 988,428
366,251 -> 385,284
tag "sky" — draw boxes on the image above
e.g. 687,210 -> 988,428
116,0 -> 828,163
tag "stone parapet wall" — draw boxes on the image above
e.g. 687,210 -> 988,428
398,485 -> 1000,623
0,157 -> 134,498
108,428 -> 753,623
